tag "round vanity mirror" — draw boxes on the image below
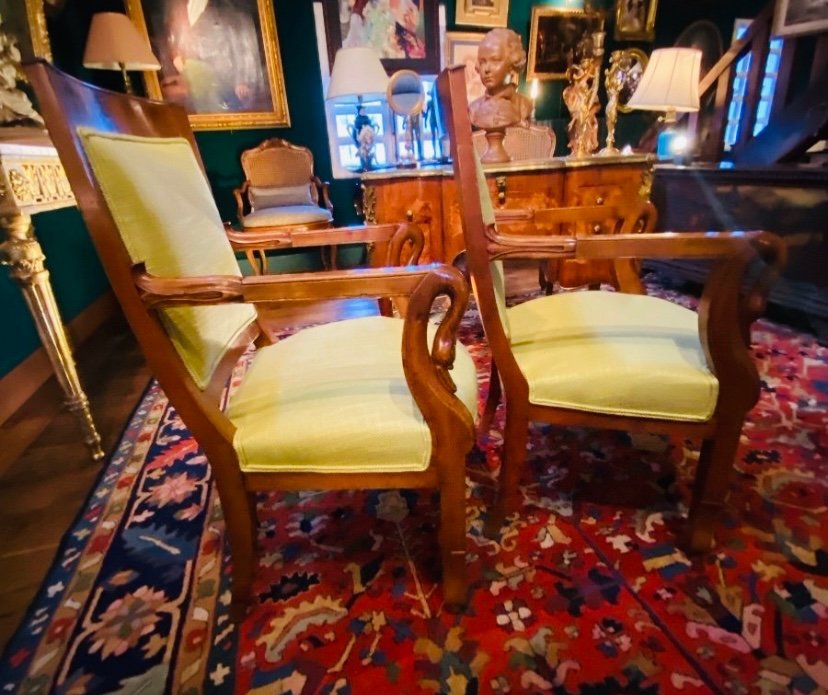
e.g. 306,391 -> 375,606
616,48 -> 648,114
386,70 -> 426,167
386,69 -> 426,117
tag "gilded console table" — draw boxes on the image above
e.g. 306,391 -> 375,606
360,154 -> 653,276
0,128 -> 104,460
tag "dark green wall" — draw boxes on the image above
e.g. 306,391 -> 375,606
0,0 -> 769,378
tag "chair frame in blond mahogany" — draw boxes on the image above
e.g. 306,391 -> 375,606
438,65 -> 786,553
27,59 -> 475,617
233,137 -> 336,273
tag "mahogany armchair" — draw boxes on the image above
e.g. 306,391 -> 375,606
27,60 -> 477,616
438,65 -> 785,552
232,138 -> 336,273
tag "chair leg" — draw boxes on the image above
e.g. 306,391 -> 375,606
484,409 -> 528,539
682,416 -> 745,553
226,491 -> 259,620
479,361 -> 501,439
439,454 -> 468,611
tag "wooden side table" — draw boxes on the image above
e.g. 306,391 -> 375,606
0,128 -> 104,460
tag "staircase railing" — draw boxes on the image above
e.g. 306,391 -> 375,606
639,1 -> 828,164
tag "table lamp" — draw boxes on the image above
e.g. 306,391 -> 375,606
326,47 -> 389,171
627,47 -> 701,161
83,12 -> 161,94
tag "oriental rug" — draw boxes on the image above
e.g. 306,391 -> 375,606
1,286 -> 827,695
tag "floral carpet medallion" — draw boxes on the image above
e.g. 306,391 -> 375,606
1,283 -> 827,694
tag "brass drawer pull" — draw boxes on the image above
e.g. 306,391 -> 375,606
495,176 -> 506,205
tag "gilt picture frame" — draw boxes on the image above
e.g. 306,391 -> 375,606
613,0 -> 658,42
444,31 -> 487,106
126,0 -> 290,131
527,6 -> 604,80
455,0 -> 510,29
0,0 -> 53,62
321,0 -> 440,76
773,0 -> 828,37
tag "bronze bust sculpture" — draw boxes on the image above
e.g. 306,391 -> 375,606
469,28 -> 532,133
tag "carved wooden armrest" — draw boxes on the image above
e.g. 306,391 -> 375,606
312,175 -> 334,212
232,181 -> 250,222
133,261 -> 454,308
495,200 -> 657,234
224,222 -> 420,254
402,264 -> 475,449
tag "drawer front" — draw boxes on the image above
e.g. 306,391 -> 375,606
368,178 -> 443,263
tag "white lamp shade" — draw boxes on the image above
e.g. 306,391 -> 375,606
326,47 -> 389,103
83,12 -> 161,71
627,47 -> 701,113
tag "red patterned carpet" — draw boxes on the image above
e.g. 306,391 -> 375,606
1,286 -> 826,694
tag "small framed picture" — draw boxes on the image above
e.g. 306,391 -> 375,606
773,0 -> 828,37
444,31 -> 488,106
527,7 -> 604,81
455,0 -> 510,29
614,0 -> 658,42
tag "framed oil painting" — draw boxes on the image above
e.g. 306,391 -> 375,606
773,0 -> 828,37
0,0 -> 53,62
455,0 -> 509,29
126,0 -> 290,130
444,31 -> 487,105
614,0 -> 658,42
322,0 -> 440,76
527,7 -> 604,80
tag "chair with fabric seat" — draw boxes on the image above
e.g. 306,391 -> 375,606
233,137 -> 335,273
28,59 -> 477,618
438,65 -> 785,552
472,123 -> 555,161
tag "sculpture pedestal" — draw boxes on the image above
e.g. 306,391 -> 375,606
479,128 -> 510,163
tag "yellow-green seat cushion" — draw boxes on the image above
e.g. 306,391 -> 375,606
78,129 -> 256,389
507,291 -> 718,422
241,206 -> 333,228
226,316 -> 478,473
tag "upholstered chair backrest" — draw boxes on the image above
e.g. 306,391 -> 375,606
79,130 -> 257,389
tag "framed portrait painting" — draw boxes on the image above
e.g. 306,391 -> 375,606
773,0 -> 828,37
527,7 -> 604,80
0,0 -> 52,62
614,0 -> 658,42
126,0 -> 290,130
455,0 -> 510,29
444,31 -> 487,105
321,0 -> 440,76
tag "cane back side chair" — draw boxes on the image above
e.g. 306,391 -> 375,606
233,137 -> 335,273
437,65 -> 785,552
27,60 -> 477,616
472,123 -> 556,161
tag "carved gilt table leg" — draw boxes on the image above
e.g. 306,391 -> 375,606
0,213 -> 104,460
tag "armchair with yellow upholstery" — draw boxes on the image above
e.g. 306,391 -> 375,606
233,138 -> 335,273
438,65 -> 785,553
472,123 -> 556,161
28,60 -> 477,618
